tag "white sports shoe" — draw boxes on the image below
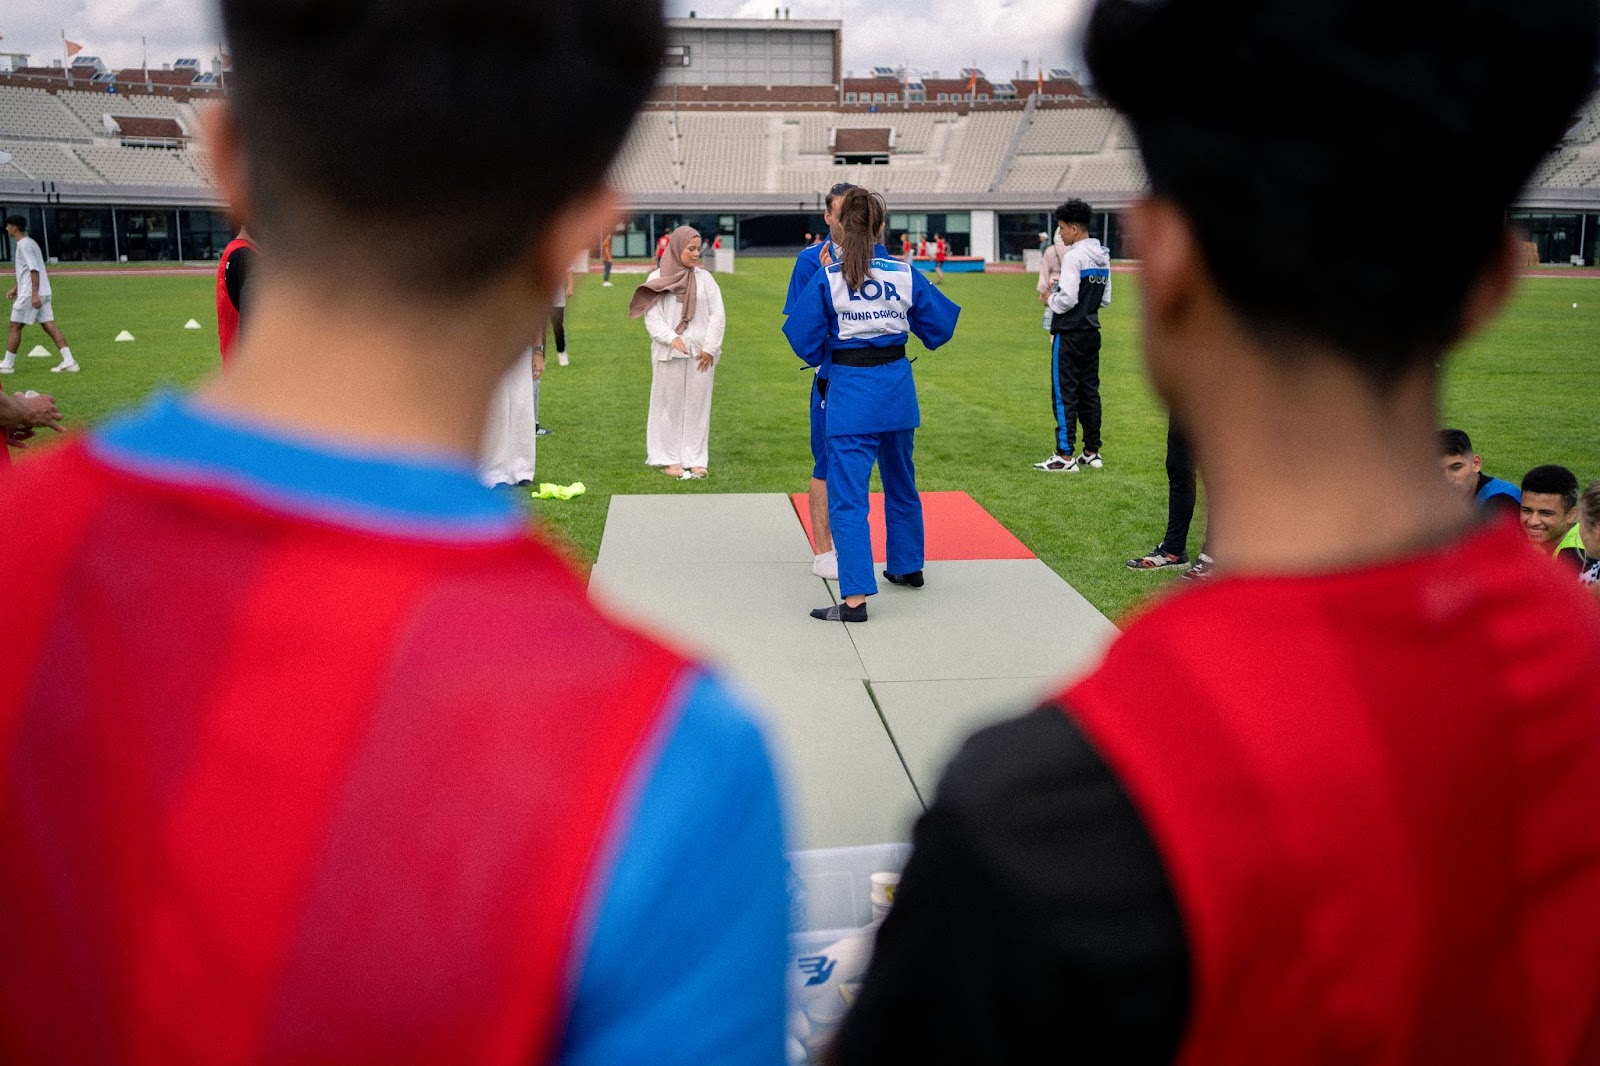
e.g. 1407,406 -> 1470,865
1082,452 -> 1104,469
0,366 -> 13,375
51,360 -> 78,373
812,550 -> 839,580
1032,453 -> 1079,472
556,350 -> 570,366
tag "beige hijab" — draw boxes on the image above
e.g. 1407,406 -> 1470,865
629,226 -> 700,334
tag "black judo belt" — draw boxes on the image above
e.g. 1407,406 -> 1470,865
830,345 -> 907,368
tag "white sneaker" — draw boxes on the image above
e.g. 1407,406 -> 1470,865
812,550 -> 839,580
1082,453 -> 1104,469
1032,453 -> 1079,472
0,366 -> 13,375
51,360 -> 78,373
602,281 -> 614,287
556,351 -> 569,366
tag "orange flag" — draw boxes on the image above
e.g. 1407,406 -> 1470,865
65,39 -> 84,57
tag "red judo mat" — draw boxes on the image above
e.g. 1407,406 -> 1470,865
790,491 -> 1036,561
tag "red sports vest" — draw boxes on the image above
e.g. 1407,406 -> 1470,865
1065,522 -> 1600,1066
215,237 -> 253,361
0,442 -> 690,1064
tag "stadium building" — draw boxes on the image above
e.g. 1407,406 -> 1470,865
3,18 -> 1599,266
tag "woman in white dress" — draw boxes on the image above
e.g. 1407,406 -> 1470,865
629,226 -> 726,479
478,343 -> 542,487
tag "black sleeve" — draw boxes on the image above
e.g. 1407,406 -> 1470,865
827,705 -> 1190,1066
224,245 -> 254,316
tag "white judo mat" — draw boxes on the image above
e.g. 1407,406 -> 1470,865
588,493 -> 1118,848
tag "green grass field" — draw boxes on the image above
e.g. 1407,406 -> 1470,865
7,261 -> 1597,621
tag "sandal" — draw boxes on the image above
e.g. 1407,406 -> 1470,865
663,465 -> 684,478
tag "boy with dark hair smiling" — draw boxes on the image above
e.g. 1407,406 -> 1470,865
1521,462 -> 1581,562
0,1 -> 789,1062
830,0 -> 1600,1062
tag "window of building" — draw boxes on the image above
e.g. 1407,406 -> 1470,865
937,93 -> 948,102
845,92 -> 857,102
873,92 -> 885,102
887,93 -> 897,103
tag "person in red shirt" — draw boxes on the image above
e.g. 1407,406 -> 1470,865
215,227 -> 256,362
0,0 -> 790,1062
830,0 -> 1600,1062
932,233 -> 946,284
655,231 -> 671,264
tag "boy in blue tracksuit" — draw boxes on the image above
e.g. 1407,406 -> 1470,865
783,188 -> 961,622
784,182 -> 856,580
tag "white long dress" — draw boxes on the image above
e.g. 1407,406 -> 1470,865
643,268 -> 726,469
478,348 -> 538,487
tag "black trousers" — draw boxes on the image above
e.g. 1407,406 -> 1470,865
1051,330 -> 1103,456
1161,418 -> 1199,557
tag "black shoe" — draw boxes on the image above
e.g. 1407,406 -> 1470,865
810,602 -> 868,622
883,569 -> 924,588
535,424 -> 552,436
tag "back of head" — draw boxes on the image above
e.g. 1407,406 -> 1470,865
1438,428 -> 1474,458
1522,464 -> 1580,510
1583,480 -> 1600,525
836,187 -> 887,292
1055,198 -> 1092,232
1086,0 -> 1600,381
221,0 -> 665,294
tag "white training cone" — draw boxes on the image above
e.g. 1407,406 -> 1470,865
115,330 -> 135,342
26,344 -> 50,358
184,319 -> 202,329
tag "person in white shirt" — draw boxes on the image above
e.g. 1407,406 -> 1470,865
477,343 -> 541,488
630,227 -> 726,479
3,216 -> 77,375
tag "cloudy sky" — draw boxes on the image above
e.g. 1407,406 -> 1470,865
5,0 -> 1090,82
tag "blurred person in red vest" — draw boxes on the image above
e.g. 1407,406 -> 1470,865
829,0 -> 1600,1062
0,0 -> 790,1061
215,226 -> 256,362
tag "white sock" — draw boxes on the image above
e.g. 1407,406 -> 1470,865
58,346 -> 75,365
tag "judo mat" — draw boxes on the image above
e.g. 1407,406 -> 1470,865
789,490 -> 1036,561
589,492 -> 1118,848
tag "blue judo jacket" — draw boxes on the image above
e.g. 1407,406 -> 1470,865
782,246 -> 960,437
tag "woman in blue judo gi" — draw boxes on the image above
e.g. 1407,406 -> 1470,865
782,187 -> 961,622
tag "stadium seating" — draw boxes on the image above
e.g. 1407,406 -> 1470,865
0,86 -> 93,142
1,141 -> 105,183
1001,157 -> 1071,192
610,112 -> 680,193
1068,152 -> 1148,194
677,113 -> 771,193
74,144 -> 209,186
944,112 -> 1023,192
1015,109 -> 1116,155
56,88 -> 191,134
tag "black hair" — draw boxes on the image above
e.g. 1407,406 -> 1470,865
825,182 -> 858,209
836,187 -> 886,293
1085,0 -> 1600,382
4,215 -> 27,233
1438,428 -> 1474,457
220,0 -> 664,292
1521,464 -> 1580,511
1055,199 -> 1092,229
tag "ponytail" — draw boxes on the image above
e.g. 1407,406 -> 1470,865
837,187 -> 887,293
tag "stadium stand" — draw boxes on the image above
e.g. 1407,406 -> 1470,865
57,89 -> 191,137
1001,157 -> 1072,193
0,86 -> 94,142
1015,108 -> 1117,155
944,111 -> 1023,192
1,141 -> 105,183
678,113 -> 771,193
1069,151 -> 1148,194
74,144 -> 209,186
610,111 -> 680,194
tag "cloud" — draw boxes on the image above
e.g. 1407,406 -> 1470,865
7,0 -> 221,68
6,0 -> 1088,82
673,0 -> 1092,81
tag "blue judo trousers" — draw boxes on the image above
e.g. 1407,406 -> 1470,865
782,247 -> 961,599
